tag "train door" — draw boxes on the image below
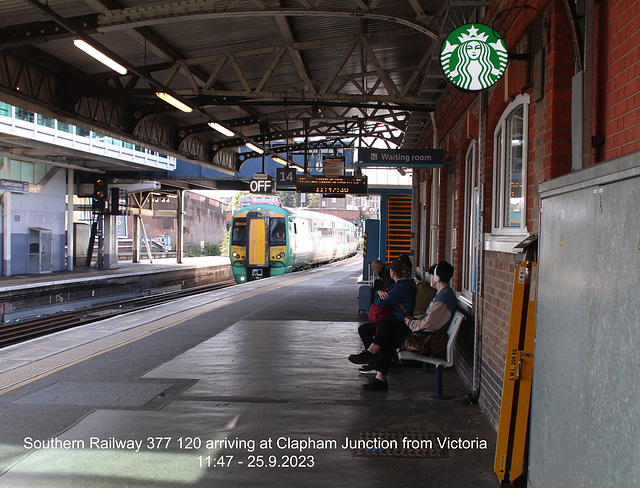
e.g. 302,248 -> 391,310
246,211 -> 269,279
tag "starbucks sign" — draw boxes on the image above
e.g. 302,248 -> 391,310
440,24 -> 508,92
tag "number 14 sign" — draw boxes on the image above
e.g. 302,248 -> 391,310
276,167 -> 297,189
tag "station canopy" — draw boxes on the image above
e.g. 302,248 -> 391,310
0,0 -> 483,182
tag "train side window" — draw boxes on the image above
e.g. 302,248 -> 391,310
231,219 -> 247,246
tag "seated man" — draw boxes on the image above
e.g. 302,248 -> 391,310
371,259 -> 394,290
350,260 -> 457,391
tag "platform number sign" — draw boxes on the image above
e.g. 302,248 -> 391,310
440,24 -> 508,92
276,167 -> 297,189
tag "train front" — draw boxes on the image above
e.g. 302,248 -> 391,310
229,204 -> 292,283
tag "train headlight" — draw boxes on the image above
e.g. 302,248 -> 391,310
275,252 -> 285,259
232,252 -> 241,259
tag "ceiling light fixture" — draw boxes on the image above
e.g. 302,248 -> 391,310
73,39 -> 127,75
272,157 -> 288,165
155,92 -> 193,113
245,143 -> 264,154
208,122 -> 235,137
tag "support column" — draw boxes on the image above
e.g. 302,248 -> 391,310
176,190 -> 184,264
103,213 -> 118,269
429,113 -> 440,266
3,160 -> 11,277
67,168 -> 74,271
132,213 -> 140,263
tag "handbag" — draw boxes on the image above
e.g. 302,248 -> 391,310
401,329 -> 449,358
368,302 -> 392,325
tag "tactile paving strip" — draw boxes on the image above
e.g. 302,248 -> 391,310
354,431 -> 449,458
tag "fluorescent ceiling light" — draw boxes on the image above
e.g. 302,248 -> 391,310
74,39 -> 127,75
272,157 -> 288,165
155,92 -> 193,113
245,143 -> 264,154
208,122 -> 235,137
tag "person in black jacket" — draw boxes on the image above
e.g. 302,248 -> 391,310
349,259 -> 415,391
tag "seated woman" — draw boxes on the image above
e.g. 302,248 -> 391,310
348,259 -> 414,378
351,260 -> 457,391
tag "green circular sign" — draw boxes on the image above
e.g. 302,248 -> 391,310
440,24 -> 508,92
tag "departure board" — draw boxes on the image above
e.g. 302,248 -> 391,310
295,175 -> 367,194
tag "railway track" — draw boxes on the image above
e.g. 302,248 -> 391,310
0,280 -> 236,348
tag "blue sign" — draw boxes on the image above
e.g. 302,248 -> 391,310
0,179 -> 30,193
358,149 -> 444,167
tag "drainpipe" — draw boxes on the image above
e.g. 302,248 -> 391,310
581,0 -> 594,169
429,112 -> 440,266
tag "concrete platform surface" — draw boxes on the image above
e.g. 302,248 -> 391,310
0,256 -> 498,487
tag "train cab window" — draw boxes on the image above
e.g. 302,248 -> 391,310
270,218 -> 286,246
231,219 -> 247,246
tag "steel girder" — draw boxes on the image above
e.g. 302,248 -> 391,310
3,0 -> 447,173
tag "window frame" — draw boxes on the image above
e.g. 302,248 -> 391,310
462,141 -> 478,295
492,94 -> 529,235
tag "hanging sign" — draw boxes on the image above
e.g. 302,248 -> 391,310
276,167 -> 297,189
296,174 -> 367,194
250,173 -> 274,194
358,148 -> 444,167
440,23 -> 508,92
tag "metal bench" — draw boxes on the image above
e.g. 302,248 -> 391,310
397,310 -> 464,400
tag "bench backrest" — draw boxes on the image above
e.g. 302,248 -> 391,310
443,311 -> 464,367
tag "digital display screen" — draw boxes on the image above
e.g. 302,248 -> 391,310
295,175 -> 367,194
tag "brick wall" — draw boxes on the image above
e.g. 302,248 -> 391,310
478,250 -> 518,425
594,0 -> 640,161
412,0 -> 618,429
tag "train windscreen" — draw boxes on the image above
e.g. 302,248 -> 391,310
231,219 -> 246,246
270,218 -> 286,246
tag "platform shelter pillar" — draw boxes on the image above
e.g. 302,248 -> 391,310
67,168 -> 74,271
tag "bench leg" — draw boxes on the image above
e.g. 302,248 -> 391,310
428,365 -> 453,400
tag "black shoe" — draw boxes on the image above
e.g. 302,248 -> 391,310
359,364 -> 376,374
362,378 -> 389,391
348,350 -> 376,365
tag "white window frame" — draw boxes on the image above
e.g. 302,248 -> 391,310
462,141 -> 478,295
492,94 -> 529,235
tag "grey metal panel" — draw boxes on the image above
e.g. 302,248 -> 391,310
530,157 -> 640,487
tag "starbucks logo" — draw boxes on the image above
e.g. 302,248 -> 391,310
440,24 -> 508,92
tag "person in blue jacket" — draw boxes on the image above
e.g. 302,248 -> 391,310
350,260 -> 456,391
349,259 -> 415,386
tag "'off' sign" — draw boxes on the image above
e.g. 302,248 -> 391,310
250,174 -> 274,194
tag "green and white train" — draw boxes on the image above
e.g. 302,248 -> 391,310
230,203 -> 358,283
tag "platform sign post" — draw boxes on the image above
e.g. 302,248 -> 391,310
494,259 -> 538,485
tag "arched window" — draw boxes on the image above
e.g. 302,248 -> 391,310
492,94 -> 529,234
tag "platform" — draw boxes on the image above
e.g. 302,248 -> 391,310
0,256 -> 497,487
0,257 -> 232,321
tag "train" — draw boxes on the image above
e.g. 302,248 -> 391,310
229,203 -> 358,283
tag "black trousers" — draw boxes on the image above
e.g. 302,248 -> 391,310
371,318 -> 413,376
358,322 -> 378,349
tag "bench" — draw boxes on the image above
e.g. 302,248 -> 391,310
397,310 -> 464,400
